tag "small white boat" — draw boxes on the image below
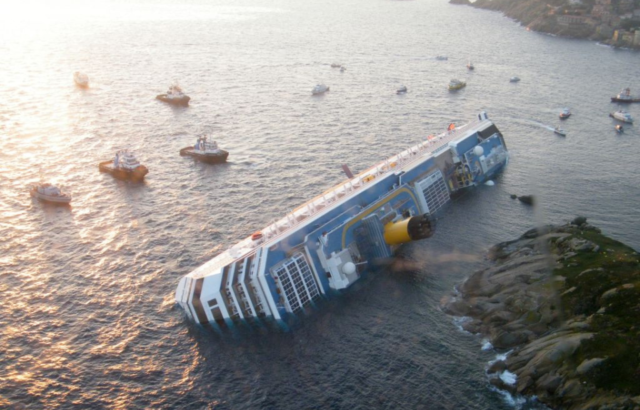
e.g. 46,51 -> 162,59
467,61 -> 474,70
397,85 -> 407,94
559,108 -> 571,119
610,110 -> 633,123
74,72 -> 89,88
156,84 -> 190,106
30,183 -> 71,204
553,127 -> 566,136
312,84 -> 330,95
448,79 -> 466,91
510,76 -> 520,83
436,55 -> 448,61
180,136 -> 229,164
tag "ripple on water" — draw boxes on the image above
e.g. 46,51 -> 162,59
1,0 -> 639,408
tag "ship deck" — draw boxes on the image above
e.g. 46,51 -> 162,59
187,118 -> 489,279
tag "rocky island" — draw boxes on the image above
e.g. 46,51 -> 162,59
443,218 -> 640,409
451,0 -> 640,49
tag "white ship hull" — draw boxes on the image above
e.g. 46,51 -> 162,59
176,112 -> 509,330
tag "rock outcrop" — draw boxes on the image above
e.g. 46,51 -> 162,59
452,0 -> 596,40
442,218 -> 640,410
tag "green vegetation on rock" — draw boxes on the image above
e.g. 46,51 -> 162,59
442,218 -> 640,409
452,0 -> 640,46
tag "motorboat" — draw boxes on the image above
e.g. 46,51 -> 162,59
609,110 -> 633,123
467,61 -> 474,70
330,63 -> 342,68
74,72 -> 89,88
30,183 -> 71,205
156,84 -> 190,106
611,88 -> 640,103
180,136 -> 229,164
397,85 -> 408,94
553,127 -> 566,136
436,55 -> 448,61
615,124 -> 624,133
448,79 -> 466,91
559,108 -> 571,119
510,76 -> 520,83
99,150 -> 148,181
312,84 -> 330,95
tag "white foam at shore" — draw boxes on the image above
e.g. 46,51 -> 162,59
452,316 -> 472,333
500,370 -> 517,385
491,386 -> 528,408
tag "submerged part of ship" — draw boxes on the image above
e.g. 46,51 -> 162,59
175,112 -> 509,329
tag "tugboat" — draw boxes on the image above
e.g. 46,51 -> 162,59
312,84 -> 330,95
609,110 -> 634,123
74,72 -> 89,88
559,108 -> 571,120
156,84 -> 190,106
615,124 -> 624,133
396,85 -> 408,94
554,126 -> 566,136
99,150 -> 148,181
610,88 -> 640,103
448,79 -> 466,91
30,183 -> 71,205
510,76 -> 520,83
180,136 -> 229,164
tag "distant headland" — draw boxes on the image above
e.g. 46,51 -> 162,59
443,218 -> 640,409
451,0 -> 640,49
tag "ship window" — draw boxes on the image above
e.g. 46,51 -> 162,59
416,171 -> 450,215
270,253 -> 320,313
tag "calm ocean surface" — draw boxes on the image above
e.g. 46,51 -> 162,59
1,0 -> 639,408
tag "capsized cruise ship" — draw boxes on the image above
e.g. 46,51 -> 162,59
176,112 -> 509,329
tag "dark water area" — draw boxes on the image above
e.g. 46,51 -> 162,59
1,0 -> 639,408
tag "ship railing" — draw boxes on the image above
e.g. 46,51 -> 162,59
189,119 -> 486,278
249,119 -> 483,246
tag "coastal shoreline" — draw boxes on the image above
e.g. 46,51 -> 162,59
450,0 -> 640,50
442,218 -> 640,409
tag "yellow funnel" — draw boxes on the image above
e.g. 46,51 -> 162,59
383,214 -> 435,246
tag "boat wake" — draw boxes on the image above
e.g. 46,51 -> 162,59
527,119 -> 556,132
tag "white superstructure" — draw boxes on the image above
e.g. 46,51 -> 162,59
176,112 -> 509,329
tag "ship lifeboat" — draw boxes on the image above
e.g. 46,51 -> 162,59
251,231 -> 263,241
